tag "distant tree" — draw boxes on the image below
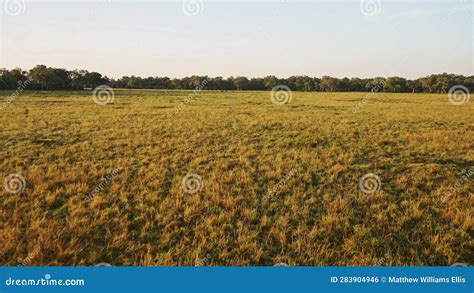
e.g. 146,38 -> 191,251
188,76 -> 208,89
127,76 -> 142,88
28,65 -> 49,90
320,76 -> 338,92
0,68 -> 28,89
208,77 -> 224,90
462,76 -> 474,92
406,79 -> 421,93
84,72 -> 105,88
234,76 -> 249,90
419,75 -> 437,93
48,68 -> 71,90
247,78 -> 265,90
263,76 -> 279,89
365,77 -> 386,92
384,77 -> 408,92
337,77 -> 351,92
348,78 -> 365,91
114,76 -> 130,88
70,69 -> 88,89
1,64 -> 473,93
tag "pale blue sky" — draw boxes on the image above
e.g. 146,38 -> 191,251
0,0 -> 472,79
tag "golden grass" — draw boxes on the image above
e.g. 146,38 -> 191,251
0,89 -> 472,266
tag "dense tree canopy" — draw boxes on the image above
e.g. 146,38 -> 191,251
0,65 -> 472,93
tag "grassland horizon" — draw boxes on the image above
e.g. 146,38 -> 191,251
1,89 -> 472,266
1,65 -> 472,94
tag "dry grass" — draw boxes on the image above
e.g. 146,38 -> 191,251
0,89 -> 472,266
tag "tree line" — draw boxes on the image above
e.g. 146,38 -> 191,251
1,65 -> 472,93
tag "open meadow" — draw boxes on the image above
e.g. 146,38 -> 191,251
0,90 -> 472,266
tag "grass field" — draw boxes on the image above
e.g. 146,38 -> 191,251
0,89 -> 472,266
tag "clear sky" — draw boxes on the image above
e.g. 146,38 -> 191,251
0,0 -> 472,79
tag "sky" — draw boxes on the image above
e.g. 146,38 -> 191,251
0,0 -> 472,79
